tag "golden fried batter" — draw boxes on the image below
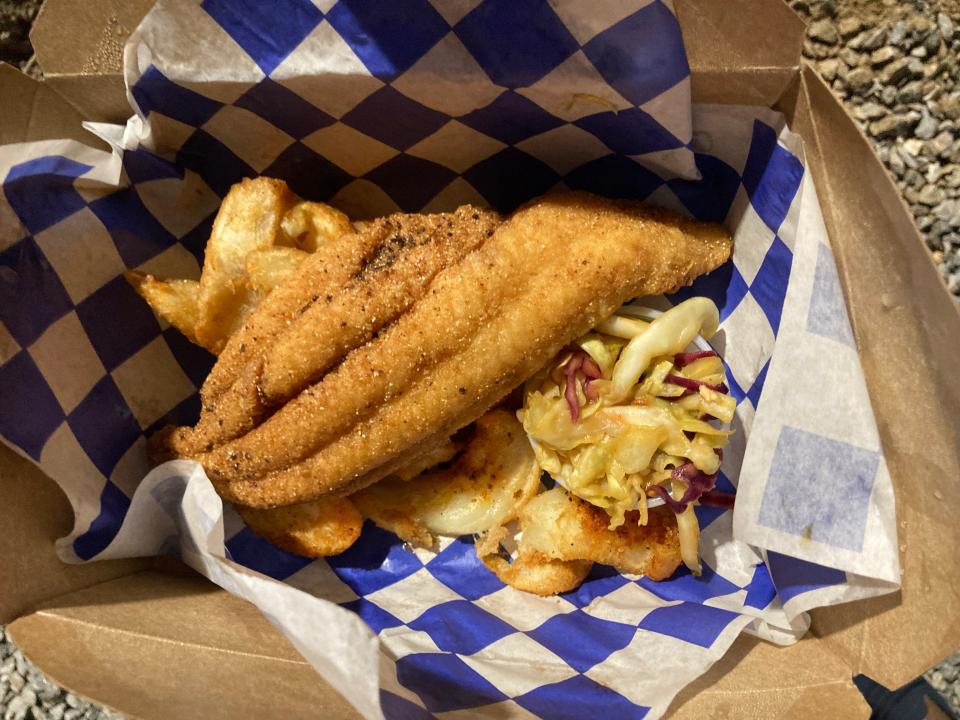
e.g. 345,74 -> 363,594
519,488 -> 682,580
195,193 -> 731,508
168,206 -> 499,457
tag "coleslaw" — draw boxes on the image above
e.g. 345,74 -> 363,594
519,297 -> 736,574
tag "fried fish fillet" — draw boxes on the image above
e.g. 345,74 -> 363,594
518,488 -> 682,579
170,192 -> 731,508
475,487 -> 682,595
164,206 -> 500,457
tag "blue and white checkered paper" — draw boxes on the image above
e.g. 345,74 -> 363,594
0,1 -> 899,717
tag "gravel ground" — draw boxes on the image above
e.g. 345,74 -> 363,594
0,628 -> 121,720
1,0 -> 959,718
793,0 -> 960,299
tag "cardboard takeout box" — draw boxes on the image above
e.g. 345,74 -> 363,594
2,0 -> 959,717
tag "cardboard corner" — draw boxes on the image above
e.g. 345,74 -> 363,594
677,0 -> 805,105
677,0 -> 805,71
0,443 -> 149,624
29,0 -> 155,123
0,64 -> 106,147
8,570 -> 360,720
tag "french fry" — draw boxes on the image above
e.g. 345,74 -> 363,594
237,496 -> 362,557
352,410 -> 540,547
245,247 -> 310,297
195,177 -> 297,353
124,271 -> 213,352
280,200 -> 353,252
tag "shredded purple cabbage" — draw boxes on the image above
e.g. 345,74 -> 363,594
648,462 -> 736,513
562,350 -> 603,421
665,373 -> 728,395
673,350 -> 717,367
698,491 -> 736,509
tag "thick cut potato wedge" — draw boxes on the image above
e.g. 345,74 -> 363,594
195,177 -> 297,353
237,496 -> 362,558
124,271 -> 210,351
280,200 -> 353,252
245,247 -> 310,297
352,410 -> 541,548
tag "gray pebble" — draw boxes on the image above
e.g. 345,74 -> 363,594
927,131 -> 954,157
917,184 -> 946,206
838,46 -> 863,68
63,695 -> 80,710
845,67 -> 874,94
818,57 -> 840,82
910,44 -> 928,58
869,115 -> 903,139
897,80 -> 924,104
931,219 -> 951,238
858,26 -> 889,50
30,707 -> 50,720
923,29 -> 941,54
880,84 -> 898,105
62,711 -> 81,720
838,17 -> 864,39
33,677 -> 60,704
925,162 -> 944,183
48,705 -> 65,720
10,673 -> 25,694
934,200 -> 959,223
5,697 -> 30,720
938,12 -> 954,41
916,114 -> 939,139
888,21 -> 908,45
889,151 -> 905,176
804,40 -> 834,60
907,57 -> 925,79
809,18 -> 839,44
870,46 -> 898,66
909,15 -> 932,38
855,101 -> 887,120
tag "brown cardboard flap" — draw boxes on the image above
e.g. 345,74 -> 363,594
781,67 -> 960,689
0,64 -> 104,147
677,0 -> 804,72
8,570 -> 359,720
671,633 -> 869,719
0,443 -> 148,624
30,0 -> 155,122
677,0 -> 804,105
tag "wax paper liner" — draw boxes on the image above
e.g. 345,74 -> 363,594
0,1 -> 899,717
